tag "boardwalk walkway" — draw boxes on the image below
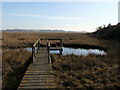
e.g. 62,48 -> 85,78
18,48 -> 55,89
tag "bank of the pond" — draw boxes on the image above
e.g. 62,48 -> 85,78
2,43 -> 46,49
2,43 -> 107,50
63,43 -> 107,51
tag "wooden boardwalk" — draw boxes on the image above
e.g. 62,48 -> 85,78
18,48 -> 55,89
18,39 -> 63,89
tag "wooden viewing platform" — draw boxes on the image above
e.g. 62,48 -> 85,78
18,39 -> 63,89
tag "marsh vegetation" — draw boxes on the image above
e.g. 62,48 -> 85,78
2,30 -> 120,89
2,49 -> 32,89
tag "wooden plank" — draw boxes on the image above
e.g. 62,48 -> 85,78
21,79 -> 54,82
25,71 -> 54,75
24,69 -> 53,71
40,38 -> 61,40
25,70 -> 53,73
35,57 -> 48,60
20,82 -> 53,88
22,77 -> 54,79
24,73 -> 52,75
18,48 -> 55,89
18,84 -> 55,89
27,66 -> 53,70
22,77 -> 54,80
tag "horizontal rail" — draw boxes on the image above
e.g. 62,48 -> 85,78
40,38 -> 62,40
33,39 -> 40,47
32,38 -> 63,63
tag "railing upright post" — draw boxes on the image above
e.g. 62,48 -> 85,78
47,42 -> 51,64
37,41 -> 38,52
60,39 -> 63,47
60,39 -> 63,55
39,40 -> 41,49
38,40 -> 40,50
34,46 -> 36,57
32,45 -> 35,63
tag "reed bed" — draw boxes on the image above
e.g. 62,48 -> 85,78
2,49 -> 32,89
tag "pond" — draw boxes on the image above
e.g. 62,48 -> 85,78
25,47 -> 106,56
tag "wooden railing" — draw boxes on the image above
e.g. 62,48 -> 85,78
32,38 -> 63,63
32,39 -> 40,62
47,41 -> 51,64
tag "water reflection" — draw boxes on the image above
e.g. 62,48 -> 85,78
26,47 -> 106,56
62,47 -> 106,56
26,48 -> 32,52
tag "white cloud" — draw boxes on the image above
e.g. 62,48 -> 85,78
12,13 -> 87,21
12,13 -> 43,17
47,16 -> 85,20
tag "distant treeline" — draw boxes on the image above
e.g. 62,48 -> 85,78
2,29 -> 66,33
2,29 -> 85,33
90,23 -> 120,40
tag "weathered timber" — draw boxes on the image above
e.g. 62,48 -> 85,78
18,38 -> 63,89
18,48 -> 55,89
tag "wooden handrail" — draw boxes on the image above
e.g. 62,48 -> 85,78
32,39 -> 40,63
40,38 -> 62,40
33,39 -> 40,47
32,38 -> 63,63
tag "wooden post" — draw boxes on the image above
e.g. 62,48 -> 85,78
39,40 -> 41,49
60,39 -> 63,55
38,40 -> 40,50
34,47 -> 36,57
32,39 -> 41,63
32,46 -> 35,63
60,39 -> 63,47
60,49 -> 62,55
37,41 -> 39,52
47,42 -> 51,64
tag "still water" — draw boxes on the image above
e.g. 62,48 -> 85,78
25,47 -> 106,56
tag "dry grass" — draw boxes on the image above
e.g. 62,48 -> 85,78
51,53 -> 120,88
50,38 -> 120,88
2,49 -> 32,89
2,32 -> 120,89
51,37 -> 120,88
2,32 -> 106,48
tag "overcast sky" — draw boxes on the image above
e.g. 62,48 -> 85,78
1,2 -> 118,32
